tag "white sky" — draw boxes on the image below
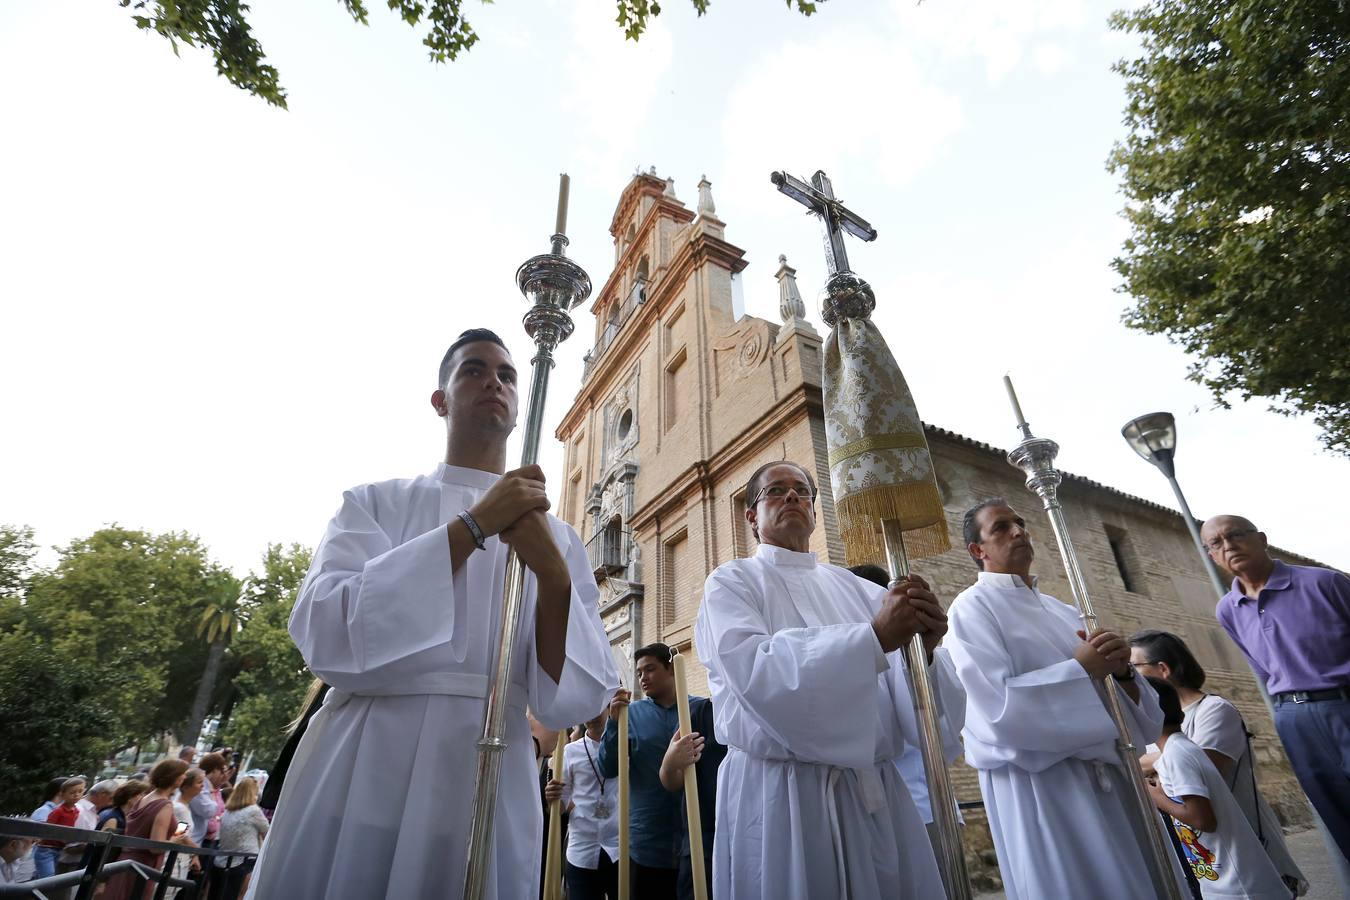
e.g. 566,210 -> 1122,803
1,0 -> 1345,576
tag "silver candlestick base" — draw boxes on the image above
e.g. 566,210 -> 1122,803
516,234 -> 592,354
819,271 -> 876,327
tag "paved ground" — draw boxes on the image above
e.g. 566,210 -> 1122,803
974,827 -> 1349,900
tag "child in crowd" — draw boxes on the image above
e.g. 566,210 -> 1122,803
1145,678 -> 1293,900
33,777 -> 86,878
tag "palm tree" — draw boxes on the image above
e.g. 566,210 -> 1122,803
180,580 -> 244,750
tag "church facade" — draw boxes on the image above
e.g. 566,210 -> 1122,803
552,169 -> 1317,880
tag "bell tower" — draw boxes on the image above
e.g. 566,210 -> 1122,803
556,167 -> 836,692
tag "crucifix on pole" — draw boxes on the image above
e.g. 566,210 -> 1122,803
770,170 -> 878,276
769,168 -> 974,900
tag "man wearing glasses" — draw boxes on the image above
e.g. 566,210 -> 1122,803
1204,515 -> 1350,866
693,460 -> 963,900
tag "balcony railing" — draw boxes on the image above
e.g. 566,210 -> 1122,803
586,524 -> 631,578
0,816 -> 257,900
584,279 -> 647,378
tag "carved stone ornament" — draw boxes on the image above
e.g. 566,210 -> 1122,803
739,331 -> 767,371
603,602 -> 631,630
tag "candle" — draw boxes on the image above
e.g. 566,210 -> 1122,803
544,732 -> 566,900
554,173 -> 571,236
672,653 -> 709,900
1003,374 -> 1028,432
618,701 -> 630,900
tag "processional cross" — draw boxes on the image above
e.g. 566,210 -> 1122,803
770,170 -> 878,276
769,168 -> 976,900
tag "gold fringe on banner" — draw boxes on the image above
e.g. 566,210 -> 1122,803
835,481 -> 951,568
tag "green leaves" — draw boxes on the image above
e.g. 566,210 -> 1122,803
122,0 -> 287,107
0,526 -> 316,795
120,0 -> 830,103
1110,0 -> 1350,454
220,543 -> 314,769
0,626 -> 125,814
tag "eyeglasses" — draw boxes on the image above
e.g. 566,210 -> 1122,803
1205,529 -> 1254,552
750,481 -> 817,506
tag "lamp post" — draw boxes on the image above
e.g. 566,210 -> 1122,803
1121,412 -> 1230,598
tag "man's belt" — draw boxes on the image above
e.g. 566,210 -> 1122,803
1274,687 -> 1350,704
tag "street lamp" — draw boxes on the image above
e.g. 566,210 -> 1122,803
1121,412 -> 1229,598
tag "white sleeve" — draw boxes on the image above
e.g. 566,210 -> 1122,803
288,486 -> 458,689
526,518 -> 620,730
945,597 -> 1117,755
561,745 -> 578,808
932,648 -> 967,761
1187,698 -> 1246,764
888,647 -> 967,762
1112,674 -> 1165,749
695,564 -> 889,770
1164,744 -> 1210,800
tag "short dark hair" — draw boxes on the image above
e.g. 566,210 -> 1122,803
438,328 -> 509,389
634,642 -> 673,669
42,777 -> 67,802
1127,630 -> 1207,691
111,781 -> 150,809
148,758 -> 190,790
745,459 -> 817,506
1147,676 -> 1185,729
849,564 -> 890,588
962,497 -> 1010,571
198,752 -> 228,775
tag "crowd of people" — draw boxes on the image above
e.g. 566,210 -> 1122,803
243,331 -> 1347,899
4,746 -> 269,899
10,329 -> 1345,900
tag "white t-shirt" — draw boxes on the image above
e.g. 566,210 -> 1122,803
1157,734 -> 1290,900
1183,696 -> 1255,813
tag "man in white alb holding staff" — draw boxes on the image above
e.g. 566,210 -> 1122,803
246,329 -> 616,900
945,498 -> 1187,900
695,459 -> 965,900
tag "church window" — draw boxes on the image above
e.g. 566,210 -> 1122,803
1104,524 -> 1144,594
617,408 -> 634,441
664,347 -> 688,432
568,471 -> 583,532
636,255 -> 650,282
662,528 -> 688,631
664,303 -> 685,356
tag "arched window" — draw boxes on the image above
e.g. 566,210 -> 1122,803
636,255 -> 650,282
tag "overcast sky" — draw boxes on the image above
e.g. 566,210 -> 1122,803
1,0 -> 1344,578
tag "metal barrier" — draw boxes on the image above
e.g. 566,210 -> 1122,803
0,817 -> 256,900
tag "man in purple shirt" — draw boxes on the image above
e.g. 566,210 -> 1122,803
1205,514 -> 1350,866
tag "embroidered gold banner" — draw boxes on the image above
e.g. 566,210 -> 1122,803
822,316 -> 951,567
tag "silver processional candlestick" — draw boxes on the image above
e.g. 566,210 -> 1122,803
462,175 -> 592,900
1002,378 -> 1185,900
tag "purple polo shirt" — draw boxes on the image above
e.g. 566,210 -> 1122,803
1215,559 -> 1350,694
